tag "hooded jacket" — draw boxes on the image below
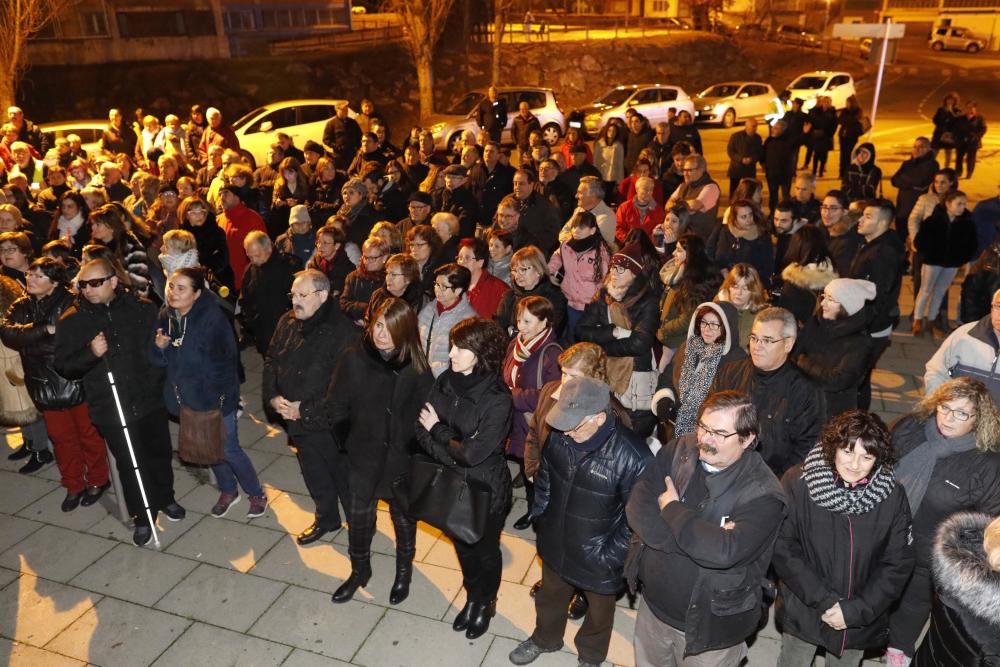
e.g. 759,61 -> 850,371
843,142 -> 882,202
925,315 -> 1000,402
793,307 -> 874,418
777,260 -> 839,326
548,237 -> 611,311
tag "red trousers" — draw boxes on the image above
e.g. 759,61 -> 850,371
43,403 -> 109,493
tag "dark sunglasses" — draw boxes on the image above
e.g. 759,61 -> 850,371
78,275 -> 114,289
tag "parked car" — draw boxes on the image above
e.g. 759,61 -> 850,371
568,84 -> 696,138
692,81 -> 777,128
786,71 -> 856,110
39,120 -> 106,158
426,87 -> 565,153
663,17 -> 693,30
231,99 -> 354,169
735,23 -> 771,40
929,26 -> 986,52
773,24 -> 822,48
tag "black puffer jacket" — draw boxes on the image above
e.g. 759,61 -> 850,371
915,205 -> 979,269
773,464 -> 914,655
415,370 -> 513,516
578,281 -> 659,372
533,415 -> 651,594
792,308 -> 873,418
262,297 -> 358,435
325,339 -> 433,502
0,286 -> 83,409
53,289 -> 162,427
712,358 -> 827,476
961,243 -> 1000,323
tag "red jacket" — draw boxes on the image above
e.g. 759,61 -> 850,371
467,270 -> 510,319
618,175 -> 664,207
199,124 -> 241,159
615,198 -> 665,245
221,204 -> 267,289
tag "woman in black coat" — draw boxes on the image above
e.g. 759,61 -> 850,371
776,225 -> 838,327
887,377 -> 1000,663
493,246 -> 567,339
325,298 -> 433,605
179,195 -> 233,289
931,92 -> 962,169
774,411 -> 914,667
708,199 -> 774,284
792,278 -> 875,419
416,317 -> 512,640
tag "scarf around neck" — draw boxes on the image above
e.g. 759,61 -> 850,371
604,285 -> 646,395
675,335 -> 725,435
896,418 -> 977,514
57,212 -> 85,239
503,327 -> 552,388
160,249 -> 200,277
802,445 -> 896,515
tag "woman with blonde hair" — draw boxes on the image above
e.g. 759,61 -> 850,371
716,262 -> 768,352
886,377 -> 1000,666
370,221 -> 403,253
494,246 -> 567,338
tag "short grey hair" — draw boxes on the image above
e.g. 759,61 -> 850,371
296,269 -> 330,293
580,175 -> 605,199
683,153 -> 707,171
795,170 -> 816,187
243,230 -> 271,250
754,306 -> 797,339
342,177 -> 367,198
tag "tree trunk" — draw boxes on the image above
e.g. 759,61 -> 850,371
415,49 -> 435,122
0,72 -> 15,113
492,1 -> 503,85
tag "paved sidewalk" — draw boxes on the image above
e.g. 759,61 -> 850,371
0,282 -> 943,667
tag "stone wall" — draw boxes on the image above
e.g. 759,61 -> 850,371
21,35 -> 860,139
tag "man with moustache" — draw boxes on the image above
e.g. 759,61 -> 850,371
263,269 -> 358,545
625,391 -> 785,665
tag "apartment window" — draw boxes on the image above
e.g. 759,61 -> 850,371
652,0 -> 670,11
225,10 -> 256,32
117,10 -> 215,37
80,11 -> 109,36
185,10 -> 217,36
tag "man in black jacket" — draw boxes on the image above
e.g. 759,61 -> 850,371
239,231 -> 300,355
263,269 -> 357,545
433,165 -> 480,239
54,259 -> 182,546
712,307 -> 826,476
763,120 -> 796,213
511,169 -> 562,257
726,119 -> 763,198
510,378 -> 651,667
476,86 -> 508,143
890,137 -> 938,242
468,142 -> 514,225
322,101 -> 362,171
625,391 -> 785,665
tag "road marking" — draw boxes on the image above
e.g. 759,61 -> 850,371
917,74 -> 952,121
870,123 -> 930,139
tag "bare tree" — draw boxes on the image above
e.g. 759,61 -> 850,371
0,0 -> 75,111
492,0 -> 516,85
383,0 -> 458,121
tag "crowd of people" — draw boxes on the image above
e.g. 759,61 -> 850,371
0,88 -> 998,667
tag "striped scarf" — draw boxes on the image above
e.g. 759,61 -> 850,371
801,446 -> 895,515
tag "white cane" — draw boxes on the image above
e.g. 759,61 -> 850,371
106,367 -> 160,549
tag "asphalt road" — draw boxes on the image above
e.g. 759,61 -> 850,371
697,35 -> 999,206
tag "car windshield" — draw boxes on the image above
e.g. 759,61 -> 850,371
232,107 -> 268,130
447,93 -> 482,116
789,76 -> 828,90
595,88 -> 634,107
699,84 -> 740,98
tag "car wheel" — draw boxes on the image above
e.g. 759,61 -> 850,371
447,132 -> 463,155
932,41 -> 944,51
722,109 -> 736,129
541,123 -> 562,146
239,150 -> 257,171
967,44 -> 980,53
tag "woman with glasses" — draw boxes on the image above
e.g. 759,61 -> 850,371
494,246 -> 567,339
417,263 -> 477,377
339,237 -> 389,324
416,317 -> 512,639
886,377 -> 1000,666
404,223 -> 444,301
151,267 -> 266,520
657,233 -> 720,355
336,177 -> 378,252
0,231 -> 36,286
365,253 -> 424,321
773,411 -> 913,667
306,224 -> 354,297
707,198 -> 774,284
652,301 -> 746,441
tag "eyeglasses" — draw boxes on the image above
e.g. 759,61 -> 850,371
0,247 -> 20,255
408,241 -> 428,249
186,209 -> 207,216
820,205 -> 842,212
79,275 -> 115,289
611,265 -> 632,275
288,289 -> 322,300
434,282 -> 455,292
567,415 -> 598,434
513,266 -> 534,274
937,405 -> 974,422
748,334 -> 788,346
387,272 -> 406,279
697,421 -> 738,440
363,254 -> 385,262
699,320 -> 722,330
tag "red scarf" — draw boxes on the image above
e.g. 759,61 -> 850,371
503,327 -> 552,388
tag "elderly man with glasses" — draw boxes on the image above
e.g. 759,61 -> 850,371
711,306 -> 826,477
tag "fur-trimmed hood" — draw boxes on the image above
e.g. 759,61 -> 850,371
932,512 -> 1000,625
781,260 -> 838,291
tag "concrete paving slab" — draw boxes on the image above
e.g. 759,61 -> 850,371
481,636 -> 581,667
249,537 -> 351,593
500,531 -> 541,584
0,566 -> 19,589
0,514 -> 43,554
154,562 -> 287,632
0,575 -> 99,648
151,621 -> 292,667
257,455 -> 311,496
0,637 -> 86,667
0,470 -> 58,515
355,608 -> 491,667
16,488 -> 108,532
0,525 -> 115,583
352,554 -> 464,619
165,514 -> 282,573
246,488 -> 336,537
69,542 -> 198,607
279,649 -> 353,667
248,585 -> 385,662
83,508 -> 204,550
45,596 -> 191,666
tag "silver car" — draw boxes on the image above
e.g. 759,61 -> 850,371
427,87 -> 565,153
571,84 -> 695,138
929,26 -> 986,53
231,99 -> 355,169
693,81 -> 777,128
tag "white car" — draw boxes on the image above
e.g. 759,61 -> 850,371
692,81 -> 778,128
39,120 -> 106,157
569,84 -> 695,137
785,71 -> 857,111
231,99 -> 355,169
426,87 -> 565,153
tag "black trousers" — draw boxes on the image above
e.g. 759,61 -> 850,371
839,136 -> 859,179
532,561 -> 618,664
292,429 -> 350,530
767,175 -> 792,213
955,144 -> 978,178
98,408 -> 175,526
858,336 -> 892,411
811,147 -> 830,176
454,509 -> 506,603
346,492 -> 416,566
889,564 -> 933,656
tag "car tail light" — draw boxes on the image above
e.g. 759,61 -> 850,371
553,95 -> 565,115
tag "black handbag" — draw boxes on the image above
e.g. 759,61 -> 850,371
393,453 -> 491,543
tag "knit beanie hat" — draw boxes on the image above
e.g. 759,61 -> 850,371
289,204 -> 311,226
823,278 -> 876,316
610,241 -> 644,275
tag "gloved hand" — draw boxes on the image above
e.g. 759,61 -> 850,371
656,397 -> 676,421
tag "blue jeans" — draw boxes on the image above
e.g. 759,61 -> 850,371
566,307 -> 584,343
211,412 -> 263,497
914,264 -> 958,321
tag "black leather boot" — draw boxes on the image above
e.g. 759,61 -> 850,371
465,599 -> 496,639
452,600 -> 474,632
331,560 -> 371,604
389,561 -> 413,605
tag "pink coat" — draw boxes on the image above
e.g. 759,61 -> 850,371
548,241 -> 610,311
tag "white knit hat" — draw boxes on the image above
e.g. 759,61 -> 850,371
824,278 -> 876,316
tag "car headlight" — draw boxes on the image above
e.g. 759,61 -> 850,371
702,105 -> 713,112
429,122 -> 446,134
714,104 -> 728,115
585,113 -> 601,123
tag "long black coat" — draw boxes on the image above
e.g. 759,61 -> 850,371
54,290 -> 163,428
182,216 -> 233,288
960,243 -> 1000,323
1,286 -> 83,410
578,282 -> 659,372
415,370 -> 513,516
325,339 -> 433,501
533,416 -> 651,594
792,308 -> 874,418
238,251 -> 300,355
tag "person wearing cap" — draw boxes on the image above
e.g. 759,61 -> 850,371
197,108 -> 240,163
218,183 -> 267,291
323,101 -> 362,171
577,241 -> 659,437
792,278 -> 876,418
433,164 -> 480,239
274,204 -> 316,265
509,376 -> 650,667
398,190 -> 433,238
625,390 -> 785,666
301,140 -> 326,178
